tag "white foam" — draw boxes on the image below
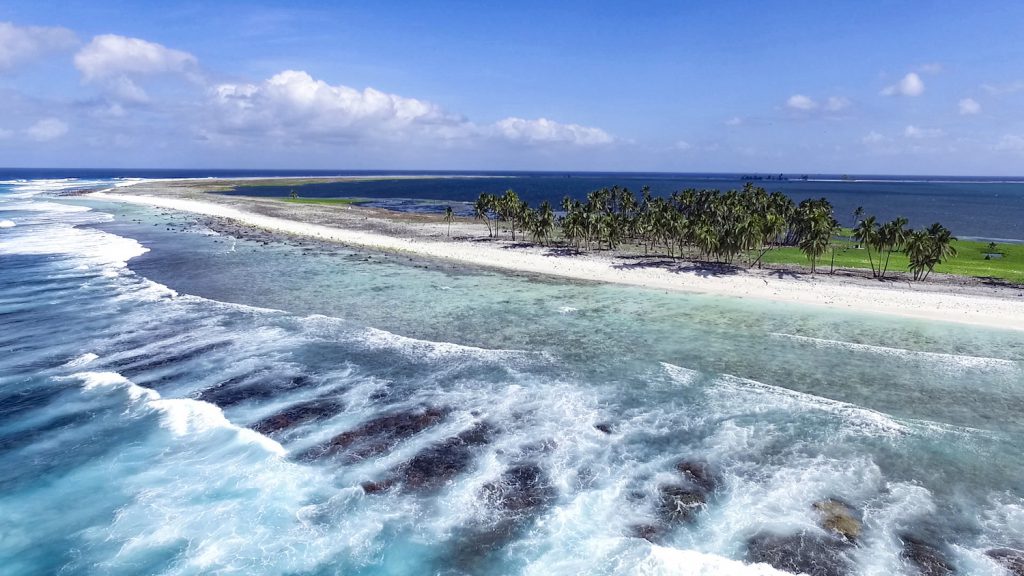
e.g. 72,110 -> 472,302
71,371 -> 286,457
558,306 -> 579,314
63,352 -> 99,368
523,537 -> 793,575
660,362 -> 701,386
0,219 -> 14,228
770,333 -> 1017,370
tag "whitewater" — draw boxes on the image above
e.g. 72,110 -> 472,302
1,178 -> 1023,575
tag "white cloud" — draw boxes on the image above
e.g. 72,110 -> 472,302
725,116 -> 743,126
786,94 -> 817,110
674,140 -> 692,151
882,72 -> 925,97
208,70 -> 612,147
0,127 -> 13,139
25,118 -> 69,141
904,125 -> 943,139
995,134 -> 1024,152
918,62 -> 943,74
862,131 -> 886,144
74,34 -> 198,102
0,22 -> 78,71
824,96 -> 851,112
494,117 -> 612,145
958,97 -> 981,115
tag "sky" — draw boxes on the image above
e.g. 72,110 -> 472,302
2,1 -> 1024,174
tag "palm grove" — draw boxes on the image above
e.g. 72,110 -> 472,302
469,184 -> 956,280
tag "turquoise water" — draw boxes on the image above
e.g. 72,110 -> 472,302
1,179 -> 1023,575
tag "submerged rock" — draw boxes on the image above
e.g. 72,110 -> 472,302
395,421 -> 496,491
746,531 -> 853,576
987,548 -> 1024,575
298,406 -> 447,461
899,535 -> 955,576
629,523 -> 666,543
594,422 -> 613,434
251,397 -> 345,435
676,460 -> 716,493
483,464 -> 557,514
813,499 -> 861,542
657,484 -> 707,524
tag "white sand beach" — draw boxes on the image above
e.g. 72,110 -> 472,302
89,188 -> 1024,331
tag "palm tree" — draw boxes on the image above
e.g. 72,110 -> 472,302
532,201 -> 555,245
853,215 -> 880,277
443,206 -> 454,237
878,217 -> 909,279
474,194 -> 493,237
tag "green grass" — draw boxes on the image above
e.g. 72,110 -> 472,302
276,197 -> 364,205
759,236 -> 1024,284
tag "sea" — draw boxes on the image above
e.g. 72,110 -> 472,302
1,172 -> 1023,575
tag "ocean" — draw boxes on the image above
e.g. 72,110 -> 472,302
1,175 -> 1023,575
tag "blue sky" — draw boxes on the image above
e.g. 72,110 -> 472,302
3,1 -> 1024,174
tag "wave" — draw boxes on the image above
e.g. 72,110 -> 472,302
63,352 -> 99,368
769,333 -> 1018,370
0,219 -> 14,228
662,362 -> 906,436
70,371 -> 286,457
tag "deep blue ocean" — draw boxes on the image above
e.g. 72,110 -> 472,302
2,168 -> 1022,241
1,175 -> 1024,575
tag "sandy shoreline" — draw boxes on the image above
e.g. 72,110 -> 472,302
88,185 -> 1024,331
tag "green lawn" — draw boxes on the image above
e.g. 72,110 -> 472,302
760,236 -> 1024,284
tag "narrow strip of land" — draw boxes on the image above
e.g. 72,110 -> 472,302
89,182 -> 1024,331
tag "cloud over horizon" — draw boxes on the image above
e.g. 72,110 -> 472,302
209,70 -> 612,148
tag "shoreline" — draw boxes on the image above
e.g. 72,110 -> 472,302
87,186 -> 1024,332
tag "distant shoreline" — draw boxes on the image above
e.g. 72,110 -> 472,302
83,180 -> 1024,332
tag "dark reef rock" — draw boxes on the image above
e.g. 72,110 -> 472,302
395,421 -> 496,491
746,531 -> 853,576
676,460 -> 716,493
987,548 -> 1024,575
899,535 -> 955,576
251,397 -> 345,435
657,484 -> 707,524
482,464 -> 556,514
813,499 -> 861,542
198,374 -> 312,408
297,406 -> 447,461
629,523 -> 666,543
594,422 -> 613,434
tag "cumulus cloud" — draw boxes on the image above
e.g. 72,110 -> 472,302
786,94 -> 817,110
0,22 -> 78,71
882,72 -> 925,97
208,70 -> 612,148
958,97 -> 980,115
904,125 -> 943,139
74,34 -> 198,102
25,118 -> 69,141
493,117 -> 612,145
